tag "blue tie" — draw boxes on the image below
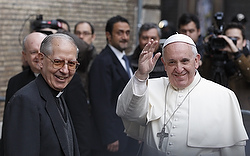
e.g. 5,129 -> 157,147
122,55 -> 131,78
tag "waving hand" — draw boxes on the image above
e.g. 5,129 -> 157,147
135,40 -> 161,80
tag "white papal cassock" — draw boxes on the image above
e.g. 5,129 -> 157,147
116,72 -> 248,156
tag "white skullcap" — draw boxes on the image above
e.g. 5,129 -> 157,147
163,33 -> 196,48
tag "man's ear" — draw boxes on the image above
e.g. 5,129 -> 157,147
198,28 -> 201,36
22,51 -> 27,61
38,53 -> 44,68
195,54 -> 201,69
92,34 -> 96,43
106,32 -> 111,42
243,39 -> 247,47
161,57 -> 167,71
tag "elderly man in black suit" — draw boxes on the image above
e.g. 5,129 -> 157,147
4,30 -> 92,155
89,15 -> 140,156
2,34 -> 80,155
5,32 -> 47,104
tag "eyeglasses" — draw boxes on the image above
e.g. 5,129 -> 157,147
75,31 -> 92,36
43,53 -> 80,71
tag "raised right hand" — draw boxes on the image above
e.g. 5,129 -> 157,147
135,40 -> 161,80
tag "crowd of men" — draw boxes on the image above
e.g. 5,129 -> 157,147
0,12 -> 250,156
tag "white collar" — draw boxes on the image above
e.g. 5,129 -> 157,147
56,91 -> 64,98
108,44 -> 126,59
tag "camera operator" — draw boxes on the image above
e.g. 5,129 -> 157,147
201,22 -> 250,110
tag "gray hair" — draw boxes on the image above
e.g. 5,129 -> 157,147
139,23 -> 161,38
40,33 -> 78,57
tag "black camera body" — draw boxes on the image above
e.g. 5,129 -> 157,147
209,36 -> 237,50
30,15 -> 62,34
207,12 -> 237,51
204,12 -> 239,86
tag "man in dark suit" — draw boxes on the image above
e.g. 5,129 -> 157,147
2,34 -> 80,155
4,30 -> 92,155
89,15 -> 140,156
5,32 -> 47,104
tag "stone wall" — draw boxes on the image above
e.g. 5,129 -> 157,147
0,0 -> 138,120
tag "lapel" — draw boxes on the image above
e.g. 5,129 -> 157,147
105,45 -> 131,82
25,68 -> 37,83
35,75 -> 70,156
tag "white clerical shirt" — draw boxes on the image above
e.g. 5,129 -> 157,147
116,72 -> 248,156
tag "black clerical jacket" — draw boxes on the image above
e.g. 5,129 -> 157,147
2,75 -> 80,156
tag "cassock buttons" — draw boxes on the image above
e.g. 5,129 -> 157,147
178,94 -> 183,98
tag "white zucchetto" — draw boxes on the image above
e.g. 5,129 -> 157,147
163,34 -> 196,48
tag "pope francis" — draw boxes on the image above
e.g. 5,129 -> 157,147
116,34 -> 248,156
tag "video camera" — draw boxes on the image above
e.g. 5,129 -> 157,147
207,12 -> 237,51
30,15 -> 62,34
204,12 -> 239,86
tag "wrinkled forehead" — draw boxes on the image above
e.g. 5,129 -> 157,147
164,42 -> 193,52
41,33 -> 77,56
162,41 -> 197,58
47,39 -> 77,59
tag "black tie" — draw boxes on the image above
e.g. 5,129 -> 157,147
56,95 -> 67,122
122,55 -> 131,78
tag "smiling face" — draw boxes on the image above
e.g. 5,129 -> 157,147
22,32 -> 47,73
39,36 -> 78,91
161,42 -> 200,89
106,22 -> 130,52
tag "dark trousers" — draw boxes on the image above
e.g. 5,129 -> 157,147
91,139 -> 142,156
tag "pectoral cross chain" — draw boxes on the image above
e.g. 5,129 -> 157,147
157,126 -> 168,149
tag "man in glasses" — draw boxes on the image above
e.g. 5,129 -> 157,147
4,31 -> 92,155
74,21 -> 96,45
2,33 -> 81,156
74,21 -> 97,98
